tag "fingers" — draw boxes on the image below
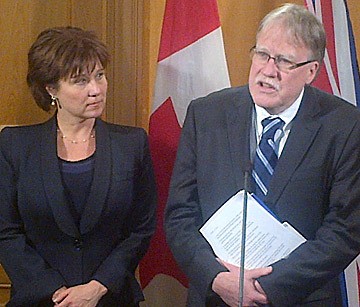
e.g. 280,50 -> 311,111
247,266 -> 273,279
52,282 -> 105,307
217,259 -> 239,272
254,280 -> 266,295
52,286 -> 68,305
217,258 -> 272,279
213,260 -> 273,306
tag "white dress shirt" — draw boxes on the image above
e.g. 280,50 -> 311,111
254,88 -> 304,156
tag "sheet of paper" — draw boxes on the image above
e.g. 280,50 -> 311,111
199,190 -> 306,268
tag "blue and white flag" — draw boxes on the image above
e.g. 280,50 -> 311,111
305,0 -> 360,107
305,1 -> 360,306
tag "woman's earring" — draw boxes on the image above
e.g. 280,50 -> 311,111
50,94 -> 61,109
50,94 -> 56,106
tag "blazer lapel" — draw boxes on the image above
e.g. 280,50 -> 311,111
41,118 -> 80,237
266,87 -> 322,207
226,87 -> 254,190
80,119 -> 111,234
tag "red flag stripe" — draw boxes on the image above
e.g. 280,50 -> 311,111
140,0 -> 230,297
140,99 -> 186,288
158,0 -> 221,61
318,0 -> 340,90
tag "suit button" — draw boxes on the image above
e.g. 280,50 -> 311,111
74,238 -> 83,250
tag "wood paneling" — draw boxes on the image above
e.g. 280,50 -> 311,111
0,265 -> 10,307
148,0 -> 360,91
0,1 -> 360,305
1,0 -> 360,129
0,1 -> 144,304
104,0 -> 145,127
0,0 -> 144,128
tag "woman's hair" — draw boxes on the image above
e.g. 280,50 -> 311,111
27,26 -> 110,111
256,3 -> 326,63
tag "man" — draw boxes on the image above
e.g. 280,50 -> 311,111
165,3 -> 360,306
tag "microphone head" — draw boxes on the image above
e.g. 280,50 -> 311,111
243,161 -> 252,192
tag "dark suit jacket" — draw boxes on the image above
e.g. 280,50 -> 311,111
0,117 -> 157,306
165,85 -> 360,306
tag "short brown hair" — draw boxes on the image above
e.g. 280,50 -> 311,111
27,26 -> 110,111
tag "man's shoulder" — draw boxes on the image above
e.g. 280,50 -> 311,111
303,86 -> 360,133
190,85 -> 250,110
306,86 -> 360,116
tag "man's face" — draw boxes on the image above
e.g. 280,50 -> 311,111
248,24 -> 319,114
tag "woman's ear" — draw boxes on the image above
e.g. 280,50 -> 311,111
45,85 -> 61,108
45,85 -> 57,96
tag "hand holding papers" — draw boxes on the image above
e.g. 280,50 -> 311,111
200,190 -> 306,269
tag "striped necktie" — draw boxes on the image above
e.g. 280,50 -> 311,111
252,117 -> 284,201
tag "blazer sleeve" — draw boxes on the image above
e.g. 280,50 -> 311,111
164,102 -> 227,302
91,128 -> 157,294
258,117 -> 360,306
0,128 -> 66,304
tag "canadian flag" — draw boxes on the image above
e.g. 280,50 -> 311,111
139,0 -> 230,304
305,1 -> 360,306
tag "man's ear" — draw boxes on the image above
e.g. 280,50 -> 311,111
306,61 -> 320,85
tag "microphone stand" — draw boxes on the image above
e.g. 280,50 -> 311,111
239,171 -> 250,306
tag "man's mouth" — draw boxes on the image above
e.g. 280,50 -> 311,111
257,79 -> 279,91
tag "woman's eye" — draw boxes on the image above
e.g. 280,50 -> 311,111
96,72 -> 105,80
75,77 -> 88,85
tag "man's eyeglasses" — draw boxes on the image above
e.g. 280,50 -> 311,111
250,47 -> 316,72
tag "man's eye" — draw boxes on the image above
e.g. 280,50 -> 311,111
277,57 -> 293,66
257,51 -> 269,60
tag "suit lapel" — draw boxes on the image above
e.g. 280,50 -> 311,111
41,118 -> 80,237
80,119 -> 111,234
266,86 -> 322,207
226,87 -> 254,190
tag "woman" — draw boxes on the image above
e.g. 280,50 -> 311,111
0,27 -> 157,306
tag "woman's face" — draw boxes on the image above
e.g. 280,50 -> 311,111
50,62 -> 107,122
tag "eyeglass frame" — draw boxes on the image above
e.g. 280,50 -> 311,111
250,46 -> 317,72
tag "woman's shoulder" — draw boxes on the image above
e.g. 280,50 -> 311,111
0,120 -> 50,141
100,120 -> 147,137
1,116 -> 53,132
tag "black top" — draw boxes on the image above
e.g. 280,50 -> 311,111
59,155 -> 95,227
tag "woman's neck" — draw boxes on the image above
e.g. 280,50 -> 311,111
56,118 -> 96,161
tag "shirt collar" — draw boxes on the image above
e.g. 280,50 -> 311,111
254,87 -> 304,133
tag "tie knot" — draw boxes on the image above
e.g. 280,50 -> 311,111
261,117 -> 284,140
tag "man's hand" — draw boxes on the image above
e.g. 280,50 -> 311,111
212,259 -> 272,307
52,280 -> 108,307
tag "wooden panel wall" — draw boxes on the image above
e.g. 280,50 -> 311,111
148,0 -> 360,100
0,0 -> 359,305
1,0 -> 359,130
0,0 -> 146,128
0,0 -> 144,304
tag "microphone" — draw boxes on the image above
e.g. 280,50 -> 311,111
239,164 -> 252,306
239,107 -> 254,306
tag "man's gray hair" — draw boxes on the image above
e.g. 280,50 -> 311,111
256,3 -> 326,63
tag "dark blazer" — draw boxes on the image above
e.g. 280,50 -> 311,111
0,117 -> 157,306
165,85 -> 360,306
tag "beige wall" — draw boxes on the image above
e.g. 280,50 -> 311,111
0,0 -> 360,304
0,0 -> 146,127
1,0 -> 360,130
148,0 -> 360,102
221,0 -> 360,86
